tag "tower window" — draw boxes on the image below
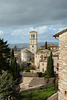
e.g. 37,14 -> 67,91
31,34 -> 35,39
42,68 -> 44,72
64,91 -> 67,96
32,45 -> 34,47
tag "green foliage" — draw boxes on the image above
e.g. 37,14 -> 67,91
0,39 -> 21,99
10,48 -> 21,80
54,75 -> 58,91
48,47 -> 50,50
46,51 -> 54,78
11,49 -> 14,59
11,58 -> 20,80
45,41 -> 47,49
37,72 -> 43,77
24,67 -> 35,72
0,39 -> 10,72
21,62 -> 31,71
15,84 -> 57,100
0,71 -> 19,100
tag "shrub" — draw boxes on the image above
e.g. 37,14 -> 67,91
37,72 -> 43,77
24,67 -> 35,72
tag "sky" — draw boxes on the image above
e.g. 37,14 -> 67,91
0,0 -> 67,44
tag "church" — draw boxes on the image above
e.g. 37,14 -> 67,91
20,30 -> 59,74
21,30 -> 37,62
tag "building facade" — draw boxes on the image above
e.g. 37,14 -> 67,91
40,44 -> 58,51
21,48 -> 34,62
35,49 -> 59,73
53,29 -> 67,100
30,31 -> 37,54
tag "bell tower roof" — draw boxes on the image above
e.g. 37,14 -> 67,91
30,30 -> 37,34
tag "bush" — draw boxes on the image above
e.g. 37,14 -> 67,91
37,72 -> 43,77
24,67 -> 35,72
44,75 -> 50,78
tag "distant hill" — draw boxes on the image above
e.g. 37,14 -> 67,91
9,42 -> 59,51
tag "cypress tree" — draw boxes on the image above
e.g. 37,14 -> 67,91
11,49 -> 14,59
46,51 -> 54,77
46,56 -> 50,76
49,51 -> 54,77
45,41 -> 47,49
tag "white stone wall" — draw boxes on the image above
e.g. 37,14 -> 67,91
21,50 -> 34,62
39,62 -> 47,72
30,31 -> 37,54
53,56 -> 59,73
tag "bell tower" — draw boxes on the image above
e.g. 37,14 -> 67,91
30,31 -> 37,54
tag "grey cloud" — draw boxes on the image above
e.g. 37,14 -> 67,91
0,0 -> 67,28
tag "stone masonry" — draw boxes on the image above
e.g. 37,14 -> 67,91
53,29 -> 67,100
58,32 -> 67,100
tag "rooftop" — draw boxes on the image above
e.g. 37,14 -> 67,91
30,30 -> 37,33
40,44 -> 58,47
37,49 -> 50,54
53,28 -> 67,37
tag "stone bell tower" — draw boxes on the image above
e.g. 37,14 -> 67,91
30,31 -> 37,54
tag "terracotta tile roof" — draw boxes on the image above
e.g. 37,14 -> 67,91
53,28 -> 67,37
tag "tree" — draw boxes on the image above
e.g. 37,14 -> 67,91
0,71 -> 19,100
46,51 -> 54,77
10,56 -> 20,80
0,39 -> 20,100
11,49 -> 14,59
0,39 -> 10,73
45,41 -> 47,49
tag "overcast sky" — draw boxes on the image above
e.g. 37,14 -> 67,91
0,0 -> 67,44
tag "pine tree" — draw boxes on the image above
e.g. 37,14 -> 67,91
0,39 -> 10,73
0,71 -> 19,100
45,41 -> 47,49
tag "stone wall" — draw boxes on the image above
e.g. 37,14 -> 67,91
39,61 -> 47,72
47,92 -> 58,100
58,32 -> 67,100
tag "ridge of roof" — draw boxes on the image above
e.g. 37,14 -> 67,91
53,28 -> 67,37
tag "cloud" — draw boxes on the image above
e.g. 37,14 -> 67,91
0,0 -> 67,43
0,0 -> 67,28
0,31 -> 4,35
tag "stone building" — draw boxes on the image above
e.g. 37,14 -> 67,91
21,48 -> 34,62
30,31 -> 37,54
21,30 -> 37,62
35,49 -> 50,69
35,49 -> 59,73
53,29 -> 67,100
40,44 -> 58,51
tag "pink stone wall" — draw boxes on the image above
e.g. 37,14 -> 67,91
58,32 -> 67,100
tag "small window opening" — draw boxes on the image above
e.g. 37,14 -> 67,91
65,91 -> 67,96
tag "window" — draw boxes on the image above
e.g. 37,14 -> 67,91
32,45 -> 34,47
42,63 -> 44,66
57,63 -> 59,71
57,63 -> 59,67
64,91 -> 67,96
44,57 -> 46,60
42,68 -> 44,72
31,34 -> 35,39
